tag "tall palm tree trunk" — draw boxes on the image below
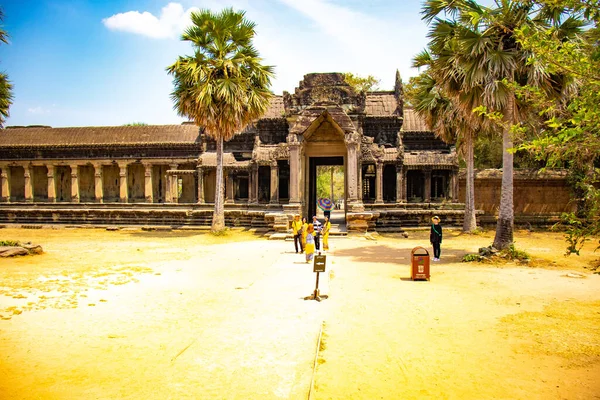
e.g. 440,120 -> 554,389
212,136 -> 226,231
493,95 -> 515,249
463,129 -> 477,232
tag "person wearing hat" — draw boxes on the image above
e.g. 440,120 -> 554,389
292,214 -> 304,253
430,216 -> 443,261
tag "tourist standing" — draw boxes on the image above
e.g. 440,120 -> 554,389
301,217 -> 308,251
305,224 -> 315,263
292,214 -> 303,253
430,216 -> 443,261
322,215 -> 331,251
312,216 -> 322,251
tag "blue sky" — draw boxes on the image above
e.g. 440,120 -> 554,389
1,0 -> 439,127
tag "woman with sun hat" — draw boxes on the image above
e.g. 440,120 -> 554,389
430,216 -> 443,261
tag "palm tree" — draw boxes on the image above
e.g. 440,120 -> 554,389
0,8 -> 13,128
411,51 -> 487,232
166,8 -> 273,232
421,0 -> 579,249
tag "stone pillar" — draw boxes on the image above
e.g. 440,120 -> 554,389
94,164 -> 103,203
169,164 -> 178,204
118,162 -> 128,203
345,132 -> 361,209
249,163 -> 258,204
1,166 -> 11,202
396,165 -> 403,203
358,161 -> 363,201
288,144 -> 301,204
24,164 -> 33,202
402,169 -> 408,202
270,162 -> 279,204
45,165 -> 55,203
225,170 -> 234,204
452,169 -> 459,202
246,167 -> 253,204
424,169 -> 432,203
252,164 -> 259,204
70,165 -> 79,203
144,163 -> 153,203
196,166 -> 205,204
375,161 -> 383,204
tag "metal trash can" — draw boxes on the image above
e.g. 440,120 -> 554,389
411,246 -> 430,281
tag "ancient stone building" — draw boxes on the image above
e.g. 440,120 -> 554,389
0,72 -> 464,231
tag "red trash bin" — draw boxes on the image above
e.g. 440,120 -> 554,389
411,246 -> 430,281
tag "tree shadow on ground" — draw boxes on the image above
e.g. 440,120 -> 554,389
333,244 -> 469,265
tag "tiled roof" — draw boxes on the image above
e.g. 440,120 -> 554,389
263,96 -> 285,118
0,125 -> 201,147
402,108 -> 430,132
200,152 -> 250,167
404,151 -> 457,167
365,92 -> 398,116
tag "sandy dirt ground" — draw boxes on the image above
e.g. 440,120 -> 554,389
0,227 -> 599,399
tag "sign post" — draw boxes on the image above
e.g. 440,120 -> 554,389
305,252 -> 328,302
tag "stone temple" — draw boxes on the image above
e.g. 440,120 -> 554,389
0,72 -> 475,231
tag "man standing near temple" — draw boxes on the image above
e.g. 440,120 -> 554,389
312,215 -> 322,251
292,214 -> 303,253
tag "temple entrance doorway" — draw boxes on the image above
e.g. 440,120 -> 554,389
308,156 -> 345,228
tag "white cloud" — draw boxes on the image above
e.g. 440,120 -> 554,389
102,2 -> 197,39
27,106 -> 51,115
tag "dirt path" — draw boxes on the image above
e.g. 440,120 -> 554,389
0,228 -> 599,399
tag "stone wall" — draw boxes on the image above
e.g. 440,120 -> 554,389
459,169 -> 576,224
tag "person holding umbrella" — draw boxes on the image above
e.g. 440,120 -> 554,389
318,197 -> 334,219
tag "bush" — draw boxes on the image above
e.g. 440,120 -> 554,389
0,240 -> 20,246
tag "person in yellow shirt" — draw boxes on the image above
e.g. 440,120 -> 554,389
305,224 -> 315,263
322,215 -> 331,251
301,217 -> 308,251
291,214 -> 303,253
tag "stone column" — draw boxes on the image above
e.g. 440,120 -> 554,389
118,162 -> 128,203
396,165 -> 403,203
1,166 -> 11,202
246,167 -> 253,204
196,166 -> 205,204
249,163 -> 258,204
424,169 -> 432,203
253,164 -> 259,204
402,169 -> 408,202
47,165 -> 56,202
94,164 -> 103,203
70,165 -> 79,203
169,164 -> 178,204
375,161 -> 383,204
144,163 -> 153,203
288,144 -> 301,204
24,164 -> 33,202
452,169 -> 459,202
269,162 -> 279,204
358,161 -> 363,201
345,132 -> 360,204
225,170 -> 234,204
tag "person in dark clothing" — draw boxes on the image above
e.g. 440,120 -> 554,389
430,216 -> 443,261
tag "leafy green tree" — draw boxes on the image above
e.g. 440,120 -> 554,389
167,8 -> 273,232
316,166 -> 344,204
0,9 -> 13,128
421,0 -> 579,249
515,0 -> 599,255
122,122 -> 148,126
343,73 -> 380,92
